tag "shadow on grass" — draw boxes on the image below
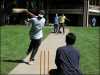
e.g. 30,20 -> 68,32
2,59 -> 29,64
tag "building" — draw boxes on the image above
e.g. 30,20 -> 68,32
43,0 -> 100,26
0,0 -> 100,26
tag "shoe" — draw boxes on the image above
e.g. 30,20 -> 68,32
28,61 -> 34,65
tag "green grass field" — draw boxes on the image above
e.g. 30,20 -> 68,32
0,26 -> 100,75
0,25 -> 52,74
70,27 -> 100,75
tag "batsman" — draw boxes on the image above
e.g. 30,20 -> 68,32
25,9 -> 46,65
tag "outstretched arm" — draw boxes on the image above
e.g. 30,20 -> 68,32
65,17 -> 70,22
25,10 -> 36,17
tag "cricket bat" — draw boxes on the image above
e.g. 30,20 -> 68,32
12,8 -> 28,13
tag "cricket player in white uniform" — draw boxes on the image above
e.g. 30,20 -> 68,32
25,10 -> 45,64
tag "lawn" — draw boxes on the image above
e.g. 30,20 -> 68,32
0,26 -> 100,75
70,27 -> 100,75
0,25 -> 52,74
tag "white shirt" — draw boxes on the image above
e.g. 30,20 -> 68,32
30,16 -> 45,39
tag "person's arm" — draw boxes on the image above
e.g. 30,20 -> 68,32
25,10 -> 36,17
78,52 -> 80,69
55,48 -> 61,67
65,17 -> 70,22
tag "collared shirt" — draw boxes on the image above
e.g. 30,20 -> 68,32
55,45 -> 82,75
54,15 -> 59,24
59,16 -> 66,23
30,16 -> 45,39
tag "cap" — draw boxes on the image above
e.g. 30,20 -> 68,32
38,14 -> 44,18
39,10 -> 45,15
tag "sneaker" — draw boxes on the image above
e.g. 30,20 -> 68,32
28,61 -> 34,65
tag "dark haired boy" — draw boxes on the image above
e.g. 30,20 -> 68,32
25,10 -> 45,65
55,33 -> 82,75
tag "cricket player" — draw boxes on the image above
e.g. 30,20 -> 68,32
59,14 -> 69,34
25,9 -> 46,65
55,33 -> 82,75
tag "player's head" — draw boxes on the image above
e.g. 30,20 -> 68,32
38,10 -> 45,18
62,14 -> 64,16
39,10 -> 45,15
66,33 -> 76,45
56,13 -> 58,16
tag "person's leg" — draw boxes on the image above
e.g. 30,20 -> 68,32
27,40 -> 33,55
60,23 -> 64,33
54,24 -> 56,33
93,22 -> 96,27
58,23 -> 62,33
57,24 -> 59,33
55,24 -> 58,33
29,39 -> 41,61
62,23 -> 65,33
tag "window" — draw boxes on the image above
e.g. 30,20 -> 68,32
90,0 -> 100,6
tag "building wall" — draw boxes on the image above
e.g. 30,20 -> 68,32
1,0 -> 100,26
45,0 -> 100,26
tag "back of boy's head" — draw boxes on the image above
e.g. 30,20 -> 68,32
66,33 -> 76,45
39,10 -> 45,15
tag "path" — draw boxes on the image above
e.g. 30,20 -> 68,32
9,28 -> 69,75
